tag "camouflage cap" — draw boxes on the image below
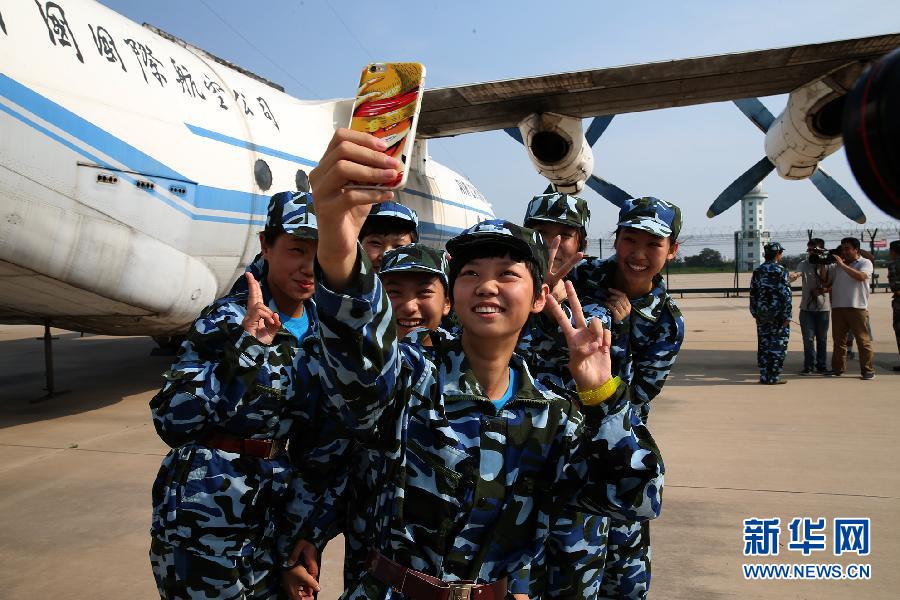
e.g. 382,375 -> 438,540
523,191 -> 591,233
617,196 -> 682,240
445,219 -> 548,282
366,202 -> 419,229
764,241 -> 785,254
379,243 -> 449,288
266,191 -> 317,239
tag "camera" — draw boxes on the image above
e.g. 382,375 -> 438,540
808,247 -> 837,265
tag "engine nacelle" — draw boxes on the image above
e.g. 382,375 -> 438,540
517,113 -> 593,194
764,65 -> 864,180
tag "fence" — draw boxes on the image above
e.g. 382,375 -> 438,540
583,223 -> 899,296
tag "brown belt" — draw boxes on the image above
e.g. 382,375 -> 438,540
201,432 -> 287,459
366,550 -> 507,600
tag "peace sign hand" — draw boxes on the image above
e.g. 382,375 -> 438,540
545,236 -> 584,302
241,272 -> 280,345
545,281 -> 612,392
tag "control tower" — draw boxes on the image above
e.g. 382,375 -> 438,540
739,184 -> 769,271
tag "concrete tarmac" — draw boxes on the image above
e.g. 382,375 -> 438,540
1,291 -> 898,599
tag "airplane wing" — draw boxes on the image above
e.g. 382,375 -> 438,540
418,33 -> 900,138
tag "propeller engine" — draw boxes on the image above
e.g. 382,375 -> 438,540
764,77 -> 847,179
514,112 -> 593,194
707,63 -> 869,223
505,114 -> 633,207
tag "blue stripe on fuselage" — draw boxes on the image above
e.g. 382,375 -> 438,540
402,187 -> 494,218
185,123 -> 318,167
0,73 -> 492,228
0,73 -> 187,181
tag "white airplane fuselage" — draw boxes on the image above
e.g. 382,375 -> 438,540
0,0 -> 493,336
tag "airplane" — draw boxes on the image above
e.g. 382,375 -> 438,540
0,0 -> 495,344
1,1 -> 898,369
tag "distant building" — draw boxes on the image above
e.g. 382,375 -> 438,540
738,184 -> 770,271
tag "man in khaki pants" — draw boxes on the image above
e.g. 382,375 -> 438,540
827,237 -> 875,380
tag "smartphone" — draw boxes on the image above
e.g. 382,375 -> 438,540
346,62 -> 426,190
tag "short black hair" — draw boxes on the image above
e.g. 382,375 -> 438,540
359,216 -> 418,241
447,244 -> 543,303
808,238 -> 825,248
840,237 -> 861,250
261,226 -> 283,247
890,240 -> 900,253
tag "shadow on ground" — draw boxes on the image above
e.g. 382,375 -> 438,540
0,333 -> 170,427
665,347 -> 900,387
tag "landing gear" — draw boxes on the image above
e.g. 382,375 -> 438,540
31,321 -> 69,403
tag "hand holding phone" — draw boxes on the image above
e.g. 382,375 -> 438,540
346,62 -> 425,190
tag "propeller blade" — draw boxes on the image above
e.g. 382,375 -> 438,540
706,157 -> 775,218
586,174 -> 631,208
585,115 -> 615,147
809,168 -> 866,224
504,127 -> 524,144
733,98 -> 777,133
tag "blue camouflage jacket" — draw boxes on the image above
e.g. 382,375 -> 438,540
284,308 -> 622,596
514,305 -> 615,599
304,252 -> 664,599
569,257 -> 685,418
750,261 -> 792,322
149,281 -> 319,559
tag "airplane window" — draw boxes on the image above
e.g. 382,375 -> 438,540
296,169 -> 310,192
255,159 -> 272,191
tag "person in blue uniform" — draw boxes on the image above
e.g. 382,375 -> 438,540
750,241 -> 792,385
149,191 -> 321,599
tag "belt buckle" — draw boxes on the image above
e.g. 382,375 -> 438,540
448,582 -> 474,600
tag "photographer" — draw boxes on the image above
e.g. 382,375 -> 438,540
827,237 -> 875,379
793,238 -> 834,374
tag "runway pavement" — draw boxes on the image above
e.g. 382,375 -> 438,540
0,291 -> 897,599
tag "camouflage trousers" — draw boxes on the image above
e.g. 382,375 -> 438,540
756,320 -> 789,383
524,511 -> 610,599
598,519 -> 650,600
893,296 -> 900,355
149,537 -> 282,600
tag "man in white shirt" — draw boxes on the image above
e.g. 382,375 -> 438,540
827,237 -> 875,379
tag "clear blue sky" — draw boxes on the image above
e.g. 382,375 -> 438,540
99,0 -> 900,245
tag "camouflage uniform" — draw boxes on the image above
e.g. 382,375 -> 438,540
524,190 -> 590,246
889,247 -> 900,360
750,243 -> 792,384
568,198 -> 685,600
279,244 -> 451,588
515,306 -> 614,600
506,192 -> 611,600
379,243 -> 449,287
361,201 -> 419,241
149,192 -> 320,599
297,221 -> 664,600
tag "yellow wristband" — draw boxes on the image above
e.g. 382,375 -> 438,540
578,376 -> 622,406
